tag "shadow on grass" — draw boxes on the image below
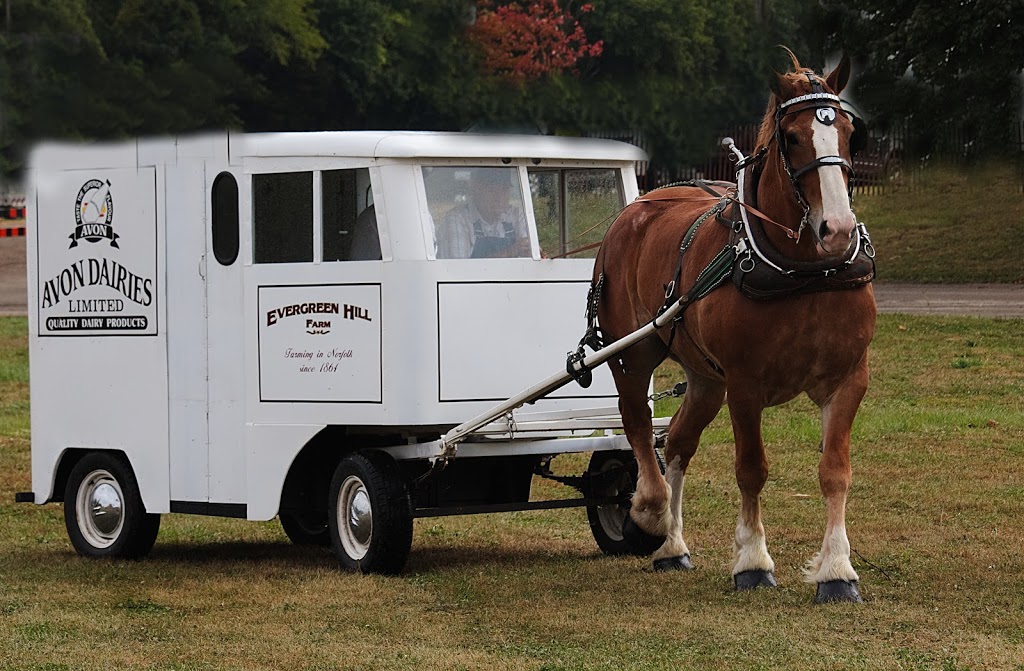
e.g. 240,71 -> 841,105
149,540 -> 333,564
406,542 -> 611,574
9,540 -> 335,574
10,539 -> 617,579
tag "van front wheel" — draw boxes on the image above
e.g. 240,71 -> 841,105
328,452 -> 412,575
64,453 -> 160,559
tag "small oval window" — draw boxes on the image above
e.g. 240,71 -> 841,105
212,172 -> 239,265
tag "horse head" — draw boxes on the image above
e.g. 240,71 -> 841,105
756,50 -> 859,258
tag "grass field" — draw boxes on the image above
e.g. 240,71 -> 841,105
1,310 -> 1023,670
855,162 -> 1024,284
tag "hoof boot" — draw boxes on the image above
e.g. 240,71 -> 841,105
734,569 -> 778,591
815,580 -> 862,604
653,554 -> 695,572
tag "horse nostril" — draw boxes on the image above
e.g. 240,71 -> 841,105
819,221 -> 830,240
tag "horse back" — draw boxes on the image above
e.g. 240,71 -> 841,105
597,186 -> 733,335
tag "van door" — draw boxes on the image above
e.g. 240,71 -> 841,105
204,167 -> 246,513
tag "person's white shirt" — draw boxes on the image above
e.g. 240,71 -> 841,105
438,200 -> 529,259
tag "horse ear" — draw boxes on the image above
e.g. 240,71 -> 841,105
769,71 -> 786,100
826,53 -> 851,94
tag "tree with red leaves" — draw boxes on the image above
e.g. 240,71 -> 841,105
469,0 -> 603,83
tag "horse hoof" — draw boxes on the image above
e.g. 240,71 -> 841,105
653,555 -> 695,572
815,580 -> 862,604
734,570 -> 778,591
622,516 -> 666,556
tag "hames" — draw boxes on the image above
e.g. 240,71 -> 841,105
40,257 -> 153,308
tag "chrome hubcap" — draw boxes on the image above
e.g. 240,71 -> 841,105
338,476 -> 372,559
76,469 -> 124,548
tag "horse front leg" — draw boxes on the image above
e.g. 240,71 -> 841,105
806,360 -> 870,603
726,387 -> 777,590
653,368 -> 726,571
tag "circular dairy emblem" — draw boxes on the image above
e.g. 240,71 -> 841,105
72,179 -> 118,248
815,107 -> 837,125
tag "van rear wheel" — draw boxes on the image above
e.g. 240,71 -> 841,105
328,452 -> 412,574
64,453 -> 160,559
586,450 -> 655,557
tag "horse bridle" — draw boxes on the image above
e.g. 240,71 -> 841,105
770,73 -> 860,242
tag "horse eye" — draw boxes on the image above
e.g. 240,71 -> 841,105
785,131 -> 800,146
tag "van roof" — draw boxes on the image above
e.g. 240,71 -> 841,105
30,131 -> 647,169
232,131 -> 647,162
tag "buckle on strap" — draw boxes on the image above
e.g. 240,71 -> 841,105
566,347 -> 593,388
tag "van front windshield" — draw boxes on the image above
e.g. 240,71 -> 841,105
423,166 -> 531,259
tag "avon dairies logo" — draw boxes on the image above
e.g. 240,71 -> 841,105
71,179 -> 118,248
39,175 -> 156,333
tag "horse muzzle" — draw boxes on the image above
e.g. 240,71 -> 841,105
814,210 -> 856,256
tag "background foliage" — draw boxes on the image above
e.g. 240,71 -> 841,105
0,0 -> 1019,183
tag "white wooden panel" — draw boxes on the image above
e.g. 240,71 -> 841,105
438,281 -> 617,402
257,284 -> 382,403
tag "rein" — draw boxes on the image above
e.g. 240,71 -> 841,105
551,192 -> 794,260
636,191 -> 799,241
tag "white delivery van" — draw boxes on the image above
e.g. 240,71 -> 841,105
18,131 -> 664,573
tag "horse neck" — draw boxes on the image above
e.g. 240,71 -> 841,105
755,154 -> 821,262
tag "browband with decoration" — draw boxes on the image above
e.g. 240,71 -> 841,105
778,92 -> 843,110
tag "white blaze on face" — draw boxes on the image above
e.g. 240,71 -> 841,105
810,121 -> 856,253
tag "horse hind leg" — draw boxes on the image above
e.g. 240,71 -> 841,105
805,365 -> 869,603
726,386 -> 777,590
608,343 -> 673,542
652,367 -> 726,572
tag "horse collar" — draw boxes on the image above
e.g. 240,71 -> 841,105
731,164 -> 875,300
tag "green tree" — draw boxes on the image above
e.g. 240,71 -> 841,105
817,0 -> 1024,158
247,0 -> 478,132
0,0 -> 326,180
0,0 -> 114,178
540,0 -> 818,168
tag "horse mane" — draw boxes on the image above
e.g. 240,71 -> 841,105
754,47 -> 822,152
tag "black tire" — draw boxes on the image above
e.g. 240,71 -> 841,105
64,452 -> 160,559
328,451 -> 412,575
280,510 -> 330,546
586,450 -> 655,557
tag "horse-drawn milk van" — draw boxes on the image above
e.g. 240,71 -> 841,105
18,131 -> 665,573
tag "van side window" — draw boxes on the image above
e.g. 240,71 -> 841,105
253,172 -> 313,264
323,168 -> 381,261
424,166 -> 530,259
211,172 -> 239,265
529,168 -> 623,258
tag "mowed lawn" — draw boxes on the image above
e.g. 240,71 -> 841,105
1,308 -> 1023,670
857,162 -> 1024,284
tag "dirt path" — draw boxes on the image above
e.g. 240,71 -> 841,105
2,238 -> 1022,317
873,283 -> 1024,318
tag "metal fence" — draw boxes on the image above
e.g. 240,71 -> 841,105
630,118 -> 1024,194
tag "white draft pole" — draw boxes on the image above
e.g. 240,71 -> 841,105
439,296 -> 689,456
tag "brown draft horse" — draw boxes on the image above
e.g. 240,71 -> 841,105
595,51 -> 876,603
